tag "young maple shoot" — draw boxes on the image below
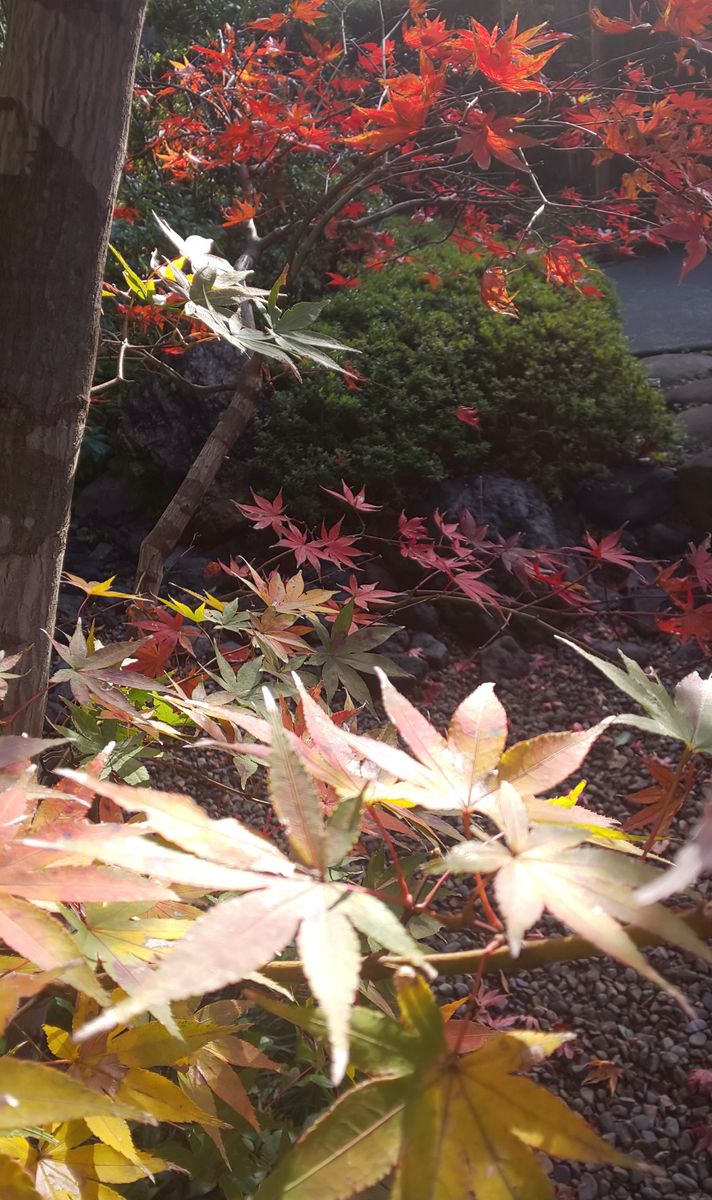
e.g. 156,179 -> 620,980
123,214 -> 354,378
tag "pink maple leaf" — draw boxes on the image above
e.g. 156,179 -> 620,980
688,537 -> 712,592
235,489 -> 288,533
321,480 -> 382,512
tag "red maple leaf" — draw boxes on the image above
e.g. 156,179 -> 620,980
544,245 -> 606,297
218,557 -> 250,581
657,195 -> 711,279
579,528 -> 645,571
342,361 -> 367,391
248,11 -> 288,31
325,272 -> 359,288
112,204 -> 140,223
289,0 -> 327,23
455,405 -> 480,428
398,512 -> 429,543
656,0 -> 712,38
277,519 -> 364,572
692,1121 -> 712,1155
128,606 -> 200,677
689,1068 -> 712,1096
449,568 -> 501,611
531,564 -> 593,610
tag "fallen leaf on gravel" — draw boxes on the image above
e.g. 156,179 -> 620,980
583,1057 -> 622,1094
689,1068 -> 712,1095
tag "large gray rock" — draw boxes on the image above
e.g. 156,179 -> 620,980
641,352 -> 712,387
642,521 -> 692,557
410,632 -> 449,669
480,635 -> 530,685
679,404 -> 712,446
118,340 -> 244,480
437,475 -> 564,547
679,449 -> 712,530
574,463 -> 677,528
73,474 -> 142,526
666,377 -> 712,409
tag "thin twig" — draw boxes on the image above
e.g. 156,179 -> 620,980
259,905 -> 712,983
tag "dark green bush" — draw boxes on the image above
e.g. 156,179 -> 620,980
245,239 -> 674,517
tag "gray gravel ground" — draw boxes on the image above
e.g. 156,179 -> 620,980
151,628 -> 712,1199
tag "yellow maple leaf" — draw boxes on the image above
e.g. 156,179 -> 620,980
62,573 -> 135,600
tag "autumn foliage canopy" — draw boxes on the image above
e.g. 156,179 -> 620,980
3,1 -> 712,1197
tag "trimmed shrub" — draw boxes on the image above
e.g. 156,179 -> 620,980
244,239 -> 674,517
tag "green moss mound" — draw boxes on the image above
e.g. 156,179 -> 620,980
246,240 -> 673,517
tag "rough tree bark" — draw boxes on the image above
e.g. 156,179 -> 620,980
0,0 -> 149,734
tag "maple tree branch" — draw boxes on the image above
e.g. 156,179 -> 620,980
343,196 -> 454,229
134,353 -> 264,595
90,338 -> 129,397
259,905 -> 712,984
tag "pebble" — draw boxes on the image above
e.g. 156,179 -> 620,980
578,1173 -> 598,1200
671,1173 -> 699,1193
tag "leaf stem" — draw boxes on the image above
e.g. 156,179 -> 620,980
475,873 -> 503,931
371,806 -> 413,909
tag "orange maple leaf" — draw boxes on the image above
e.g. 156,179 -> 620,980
480,265 -> 519,317
583,1058 -> 623,1095
657,600 -> 712,647
656,0 -> 712,37
349,71 -> 444,151
290,0 -> 327,23
544,246 -> 606,297
625,755 -> 698,846
456,107 -> 537,171
248,11 -> 288,31
458,17 -> 566,94
589,7 -> 651,35
221,198 -> 259,227
403,15 -> 454,62
302,31 -> 342,62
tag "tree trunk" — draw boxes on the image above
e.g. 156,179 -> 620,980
0,0 -> 148,734
134,355 -> 265,596
134,245 -> 265,596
